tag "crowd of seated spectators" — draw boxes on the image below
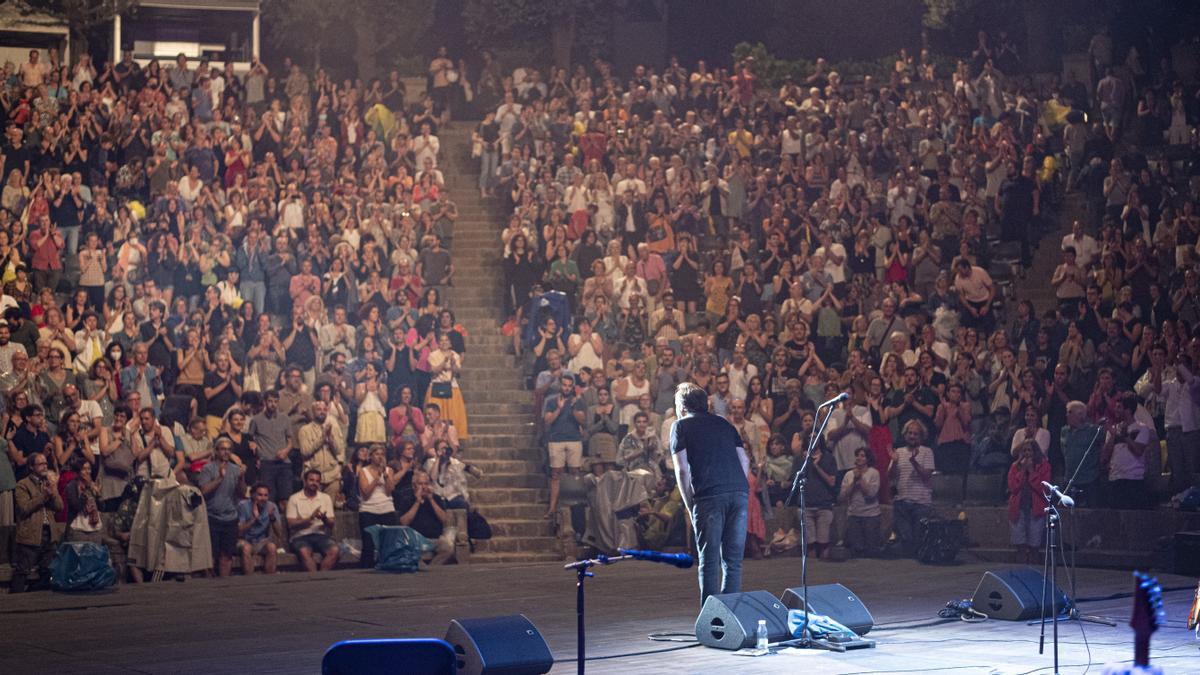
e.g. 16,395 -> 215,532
0,46 -> 480,590
489,29 -> 1200,560
3,25 -> 1200,589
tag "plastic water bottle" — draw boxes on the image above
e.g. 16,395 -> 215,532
756,619 -> 768,650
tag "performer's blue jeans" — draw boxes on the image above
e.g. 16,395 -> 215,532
691,491 -> 748,604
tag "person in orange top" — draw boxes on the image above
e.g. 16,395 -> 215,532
645,195 -> 675,257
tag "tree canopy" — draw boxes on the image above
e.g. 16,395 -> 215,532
262,0 -> 435,78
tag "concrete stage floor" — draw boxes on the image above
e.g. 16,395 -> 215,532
1,557 -> 1197,674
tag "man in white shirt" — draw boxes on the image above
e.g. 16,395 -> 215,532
723,346 -> 757,402
1103,393 -> 1151,510
816,229 -> 847,288
650,292 -> 686,344
1140,350 -> 1200,495
614,161 -> 648,198
953,258 -> 995,331
0,323 -> 25,375
494,92 -> 523,152
277,185 -> 306,234
886,174 -> 916,225
63,384 -> 103,442
889,420 -> 934,557
825,389 -> 872,471
1060,220 -> 1100,268
413,123 -> 440,169
726,399 -> 762,464
20,50 -> 49,87
286,469 -> 340,572
318,306 -> 356,363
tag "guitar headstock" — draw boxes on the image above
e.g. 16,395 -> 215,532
1130,570 -> 1164,640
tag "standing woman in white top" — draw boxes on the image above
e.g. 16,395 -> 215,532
1009,406 -> 1050,457
567,317 -> 605,373
839,447 -> 882,557
588,173 -> 615,238
357,444 -> 400,568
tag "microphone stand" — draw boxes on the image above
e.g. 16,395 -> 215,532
1030,424 -> 1115,631
782,400 -> 838,651
1037,493 -> 1063,675
564,554 -> 630,675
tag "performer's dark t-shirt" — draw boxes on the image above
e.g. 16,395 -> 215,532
670,412 -> 748,500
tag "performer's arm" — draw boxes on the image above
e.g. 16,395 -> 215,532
735,446 -> 750,479
674,448 -> 694,513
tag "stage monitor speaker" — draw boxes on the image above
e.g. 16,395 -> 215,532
780,583 -> 874,636
695,590 -> 792,650
972,568 -> 1071,621
444,614 -> 554,675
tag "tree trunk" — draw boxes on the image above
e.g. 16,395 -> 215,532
550,12 -> 577,71
1023,1 -> 1055,73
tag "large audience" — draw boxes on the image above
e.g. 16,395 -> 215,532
2,23 -> 1200,589
1,47 -> 473,589
492,30 -> 1200,560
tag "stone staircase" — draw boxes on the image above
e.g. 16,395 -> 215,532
1020,191 -> 1086,315
437,124 -> 560,563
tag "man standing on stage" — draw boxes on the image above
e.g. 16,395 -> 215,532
670,382 -> 750,603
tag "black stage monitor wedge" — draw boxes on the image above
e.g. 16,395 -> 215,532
695,590 -> 792,650
444,614 -> 554,675
972,568 -> 1072,621
780,583 -> 875,636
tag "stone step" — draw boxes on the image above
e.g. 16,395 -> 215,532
473,503 -> 548,520
454,309 -> 503,320
464,433 -> 537,447
467,409 -> 536,420
456,365 -> 524,377
488,519 -> 556,538
470,536 -> 558,554
464,405 -> 534,417
454,290 -> 506,301
462,390 -> 536,404
470,487 -> 550,504
458,377 -> 524,389
466,434 -> 536,448
465,335 -> 514,347
460,353 -> 516,366
458,446 -> 539,461
467,458 -> 544,473
476,472 -> 547,489
436,130 -> 558,566
458,346 -> 510,357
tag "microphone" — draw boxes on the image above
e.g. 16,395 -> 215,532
817,392 -> 850,408
1041,481 -> 1075,508
617,548 -> 694,569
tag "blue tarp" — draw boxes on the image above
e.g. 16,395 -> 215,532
50,542 -> 117,591
363,525 -> 435,573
